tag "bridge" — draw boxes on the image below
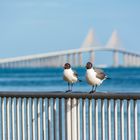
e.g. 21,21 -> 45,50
0,29 -> 140,68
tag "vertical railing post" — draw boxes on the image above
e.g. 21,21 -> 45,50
114,100 -> 118,140
78,98 -> 83,140
0,97 -> 2,140
101,100 -> 105,140
67,98 -> 72,140
72,98 -> 78,140
43,98 -> 49,140
22,98 -> 27,140
83,98 -> 89,140
108,100 -> 112,140
90,99 -> 95,140
38,98 -> 43,140
12,97 -> 17,140
134,100 -> 138,140
17,98 -> 22,140
49,98 -> 54,140
120,100 -> 124,140
54,98 -> 60,140
61,98 -> 66,140
2,97 -> 7,140
7,97 -> 12,140
27,98 -> 33,140
33,98 -> 38,140
95,100 -> 98,140
127,100 -> 131,140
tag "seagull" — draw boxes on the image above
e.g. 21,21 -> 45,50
63,63 -> 81,92
86,62 -> 110,94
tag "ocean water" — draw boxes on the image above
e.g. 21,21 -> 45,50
0,67 -> 139,92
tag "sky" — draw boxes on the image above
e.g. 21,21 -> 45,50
0,0 -> 140,64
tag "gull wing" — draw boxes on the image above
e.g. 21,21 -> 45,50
73,71 -> 78,78
94,68 -> 106,80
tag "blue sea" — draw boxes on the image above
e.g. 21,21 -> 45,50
0,67 -> 139,92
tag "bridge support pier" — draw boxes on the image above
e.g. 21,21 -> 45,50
50,58 -> 54,67
37,59 -> 41,67
130,55 -> 134,67
131,55 -> 135,67
3,63 -> 7,68
113,51 -> 119,67
127,54 -> 130,67
78,53 -> 82,66
128,54 -> 133,67
123,53 -> 128,67
61,55 -> 66,66
137,56 -> 140,67
72,53 -> 77,67
89,51 -> 95,63
67,54 -> 71,64
58,55 -> 63,67
56,56 -> 61,67
132,55 -> 137,66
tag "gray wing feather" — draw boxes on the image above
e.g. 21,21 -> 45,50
94,67 -> 104,73
94,68 -> 106,80
73,71 -> 78,78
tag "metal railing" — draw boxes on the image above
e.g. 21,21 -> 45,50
0,92 -> 139,140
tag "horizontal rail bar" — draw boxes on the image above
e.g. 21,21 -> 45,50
0,91 -> 139,99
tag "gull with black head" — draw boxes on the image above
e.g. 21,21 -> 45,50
63,63 -> 81,93
86,62 -> 110,94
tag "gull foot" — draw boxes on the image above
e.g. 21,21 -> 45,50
65,90 -> 72,93
89,90 -> 96,94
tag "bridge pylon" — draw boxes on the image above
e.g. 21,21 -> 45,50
80,28 -> 100,64
106,30 -> 124,67
81,28 -> 100,48
106,30 -> 123,49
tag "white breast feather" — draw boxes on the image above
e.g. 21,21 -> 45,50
63,69 -> 78,83
86,69 -> 103,86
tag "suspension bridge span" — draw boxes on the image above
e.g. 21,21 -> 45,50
0,29 -> 140,68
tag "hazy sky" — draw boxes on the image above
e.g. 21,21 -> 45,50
0,0 -> 140,59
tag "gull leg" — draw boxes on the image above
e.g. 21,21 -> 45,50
65,83 -> 71,93
89,86 -> 94,94
70,83 -> 73,92
92,85 -> 97,93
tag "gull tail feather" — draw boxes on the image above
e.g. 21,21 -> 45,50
78,79 -> 82,82
105,76 -> 111,80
